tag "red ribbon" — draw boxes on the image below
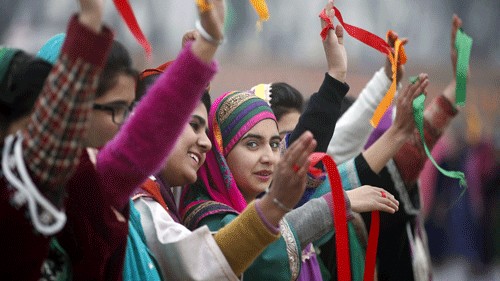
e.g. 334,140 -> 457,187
309,152 -> 351,281
332,7 -> 391,56
309,152 -> 381,281
319,9 -> 335,41
113,0 -> 152,58
363,211 -> 380,281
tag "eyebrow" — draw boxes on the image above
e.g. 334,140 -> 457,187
192,115 -> 207,127
241,134 -> 281,142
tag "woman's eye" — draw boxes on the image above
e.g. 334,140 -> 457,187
270,141 -> 280,150
246,141 -> 258,148
190,122 -> 200,131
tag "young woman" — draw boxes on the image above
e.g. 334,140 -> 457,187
179,88 -> 401,280
123,63 -> 316,280
32,0 -> 225,279
0,0 -> 113,278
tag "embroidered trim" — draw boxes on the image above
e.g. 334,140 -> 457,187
387,159 -> 419,215
280,219 -> 300,281
217,92 -> 254,124
183,201 -> 238,230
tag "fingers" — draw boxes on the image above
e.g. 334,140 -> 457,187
373,188 -> 399,213
182,30 -> 198,48
283,131 -> 317,177
451,14 -> 463,50
335,25 -> 344,45
412,73 -> 429,98
387,30 -> 398,48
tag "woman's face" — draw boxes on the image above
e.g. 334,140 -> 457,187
160,103 -> 211,186
226,119 -> 281,203
85,73 -> 136,148
277,110 -> 301,139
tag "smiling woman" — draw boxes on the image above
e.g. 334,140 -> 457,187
179,90 -> 349,280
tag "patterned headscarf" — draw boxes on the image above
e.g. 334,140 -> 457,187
180,91 -> 277,227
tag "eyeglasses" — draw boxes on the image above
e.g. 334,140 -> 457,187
92,102 -> 135,125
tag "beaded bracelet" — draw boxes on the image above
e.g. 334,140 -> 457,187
195,20 -> 224,46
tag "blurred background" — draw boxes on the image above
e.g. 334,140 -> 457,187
1,1 -> 498,280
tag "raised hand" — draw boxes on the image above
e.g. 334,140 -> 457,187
182,30 -> 198,48
78,0 -> 106,33
392,73 -> 429,137
346,185 -> 399,214
321,0 -> 347,83
443,14 -> 467,105
259,131 -> 317,225
192,0 -> 225,62
384,30 -> 408,83
361,73 -> 429,173
197,0 -> 224,43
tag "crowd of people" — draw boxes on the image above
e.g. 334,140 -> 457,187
1,0 -> 496,280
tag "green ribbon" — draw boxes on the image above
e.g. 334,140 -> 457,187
412,88 -> 467,200
455,28 -> 473,106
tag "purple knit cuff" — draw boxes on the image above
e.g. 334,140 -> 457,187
255,199 -> 280,234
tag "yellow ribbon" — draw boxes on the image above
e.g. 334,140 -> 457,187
196,0 -> 213,13
249,0 -> 270,31
370,35 -> 407,127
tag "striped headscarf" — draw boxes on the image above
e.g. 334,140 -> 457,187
180,91 -> 277,226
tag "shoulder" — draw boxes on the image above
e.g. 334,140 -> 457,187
182,200 -> 239,231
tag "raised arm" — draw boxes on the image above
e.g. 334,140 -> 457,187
328,31 -> 407,164
21,0 -> 112,207
288,0 -> 349,152
362,73 -> 429,173
96,0 -> 225,211
393,14 -> 463,186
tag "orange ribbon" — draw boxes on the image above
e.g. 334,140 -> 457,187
196,0 -> 213,12
249,0 -> 270,30
371,35 -> 407,127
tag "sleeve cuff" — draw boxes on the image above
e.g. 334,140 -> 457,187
62,14 -> 114,67
319,73 -> 350,102
214,201 -> 280,275
354,154 -> 382,186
